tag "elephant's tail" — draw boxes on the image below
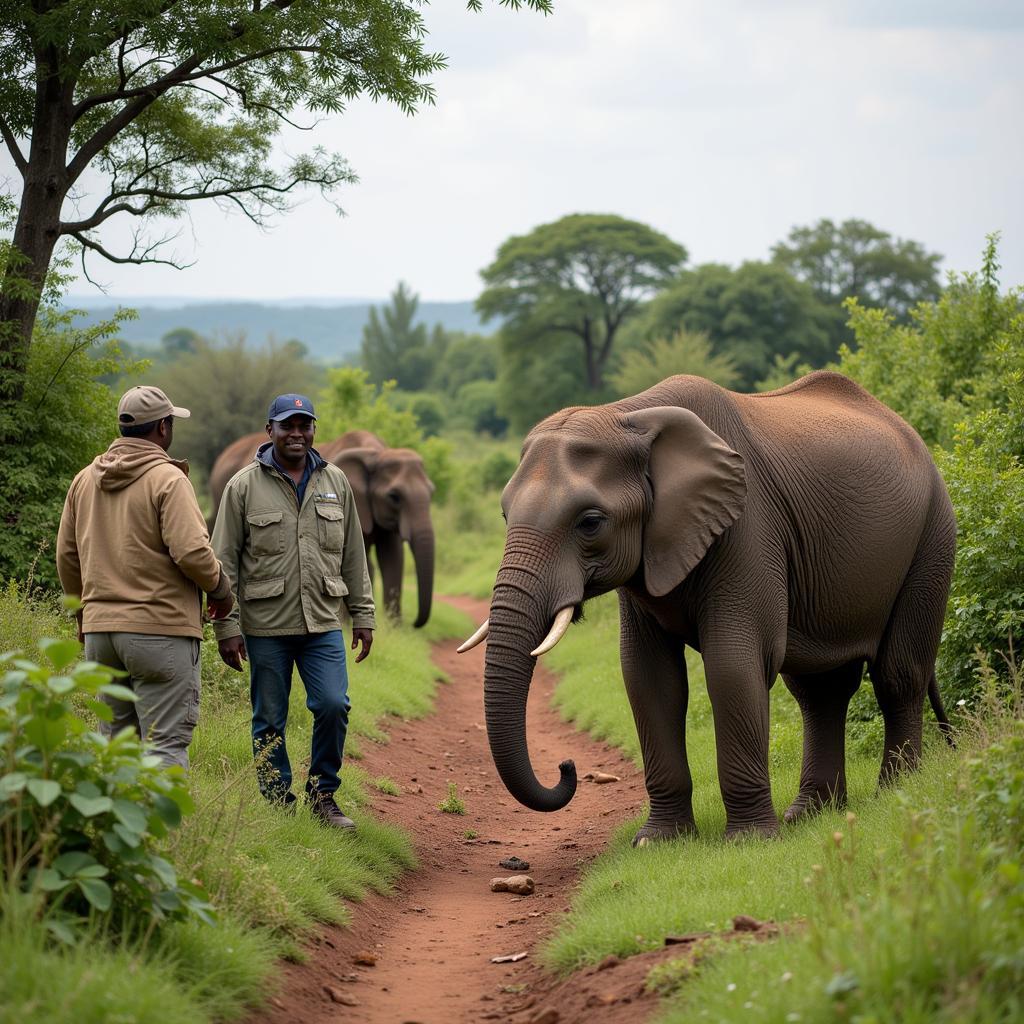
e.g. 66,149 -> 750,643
928,672 -> 956,749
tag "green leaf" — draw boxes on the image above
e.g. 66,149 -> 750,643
36,868 -> 68,892
23,715 -> 68,753
39,638 -> 81,672
45,918 -> 79,945
68,793 -> 113,817
152,794 -> 182,827
0,772 -> 28,795
148,855 -> 178,888
45,675 -> 75,695
53,851 -> 97,876
26,778 -> 61,806
83,698 -> 113,722
112,799 -> 147,834
77,877 -> 112,912
113,822 -> 142,848
98,683 -> 136,703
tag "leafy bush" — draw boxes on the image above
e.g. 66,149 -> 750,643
611,329 -> 740,397
480,450 -> 517,492
840,236 -> 1024,705
1,641 -> 213,942
0,304 -> 139,590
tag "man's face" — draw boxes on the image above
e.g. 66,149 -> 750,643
268,415 -> 315,466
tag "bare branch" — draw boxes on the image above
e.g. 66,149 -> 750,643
0,114 -> 27,176
60,200 -> 158,234
71,229 -> 192,269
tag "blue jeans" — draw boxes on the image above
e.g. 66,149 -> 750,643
245,631 -> 350,800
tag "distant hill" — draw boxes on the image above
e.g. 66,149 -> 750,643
62,297 -> 492,362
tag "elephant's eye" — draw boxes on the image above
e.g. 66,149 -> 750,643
386,489 -> 401,503
577,513 -> 604,537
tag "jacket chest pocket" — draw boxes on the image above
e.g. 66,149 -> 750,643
246,510 -> 285,556
314,503 -> 344,552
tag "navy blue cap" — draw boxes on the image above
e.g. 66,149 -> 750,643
268,393 -> 316,422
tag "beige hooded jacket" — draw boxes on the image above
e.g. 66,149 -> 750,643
56,437 -> 229,639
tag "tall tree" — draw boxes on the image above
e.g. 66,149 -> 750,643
360,281 -> 446,391
0,0 -> 552,413
771,218 -> 943,321
477,213 -> 687,393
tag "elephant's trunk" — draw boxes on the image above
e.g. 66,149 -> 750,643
410,526 -> 434,629
483,581 -> 577,812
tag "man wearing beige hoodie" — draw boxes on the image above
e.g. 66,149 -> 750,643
56,386 -> 233,769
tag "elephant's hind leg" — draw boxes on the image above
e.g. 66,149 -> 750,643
869,504 -> 955,786
619,594 -> 696,846
782,661 -> 863,823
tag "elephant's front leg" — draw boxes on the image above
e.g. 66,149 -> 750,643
702,633 -> 779,838
619,594 -> 696,845
375,531 -> 404,620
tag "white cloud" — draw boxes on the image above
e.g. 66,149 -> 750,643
16,0 -> 1016,302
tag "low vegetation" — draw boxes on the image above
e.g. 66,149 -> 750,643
0,583 -> 472,1023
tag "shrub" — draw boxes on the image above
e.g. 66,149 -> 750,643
437,781 -> 465,814
480,450 -> 517,492
0,641 -> 213,942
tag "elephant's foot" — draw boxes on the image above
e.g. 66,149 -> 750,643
632,817 -> 697,848
724,818 -> 780,841
783,784 -> 846,824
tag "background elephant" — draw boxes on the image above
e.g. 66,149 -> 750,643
207,431 -> 266,526
461,371 -> 955,843
332,430 -> 435,628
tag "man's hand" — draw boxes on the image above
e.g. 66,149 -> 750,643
351,628 -> 373,664
218,635 -> 247,671
207,591 -> 234,621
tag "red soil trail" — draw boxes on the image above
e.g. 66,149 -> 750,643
243,595 -> 667,1024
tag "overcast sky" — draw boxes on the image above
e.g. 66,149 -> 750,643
53,0 -> 1024,302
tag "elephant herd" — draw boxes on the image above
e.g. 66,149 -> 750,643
209,429 -> 435,628
209,370 -> 957,847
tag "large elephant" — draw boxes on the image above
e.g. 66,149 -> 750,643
331,431 -> 435,628
459,371 -> 955,842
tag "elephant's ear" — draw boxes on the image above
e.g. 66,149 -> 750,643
333,447 -> 378,538
624,406 -> 746,598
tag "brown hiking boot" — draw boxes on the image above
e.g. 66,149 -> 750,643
309,792 -> 356,830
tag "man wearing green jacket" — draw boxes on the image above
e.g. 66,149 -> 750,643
211,394 -> 375,829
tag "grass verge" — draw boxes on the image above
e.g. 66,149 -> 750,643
540,592 -> 1017,1024
0,582 -> 472,1023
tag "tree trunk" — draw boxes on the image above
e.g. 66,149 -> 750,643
0,52 -> 74,409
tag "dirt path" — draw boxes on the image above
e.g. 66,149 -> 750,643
243,595 -> 671,1024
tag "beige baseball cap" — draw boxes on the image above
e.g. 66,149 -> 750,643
117,385 -> 191,425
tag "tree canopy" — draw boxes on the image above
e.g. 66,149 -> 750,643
477,213 -> 687,393
0,0 -> 552,412
771,218 -> 942,344
625,261 -> 835,390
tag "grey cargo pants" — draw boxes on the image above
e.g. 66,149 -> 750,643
84,632 -> 201,770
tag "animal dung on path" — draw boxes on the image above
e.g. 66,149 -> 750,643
490,951 -> 528,963
490,874 -> 535,895
582,771 -> 620,784
499,855 -> 531,871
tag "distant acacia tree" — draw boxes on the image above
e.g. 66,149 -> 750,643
0,0 -> 552,419
478,213 -> 688,393
771,218 -> 942,332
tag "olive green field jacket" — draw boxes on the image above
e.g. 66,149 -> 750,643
211,445 -> 375,640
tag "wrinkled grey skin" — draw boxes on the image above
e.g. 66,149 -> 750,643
482,371 -> 955,842
332,431 -> 435,628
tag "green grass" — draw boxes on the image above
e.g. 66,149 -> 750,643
374,776 -> 401,795
540,591 -> 1023,1024
0,583 -> 474,1023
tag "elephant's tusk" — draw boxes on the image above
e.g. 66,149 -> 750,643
457,618 -> 489,654
531,606 -> 574,658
